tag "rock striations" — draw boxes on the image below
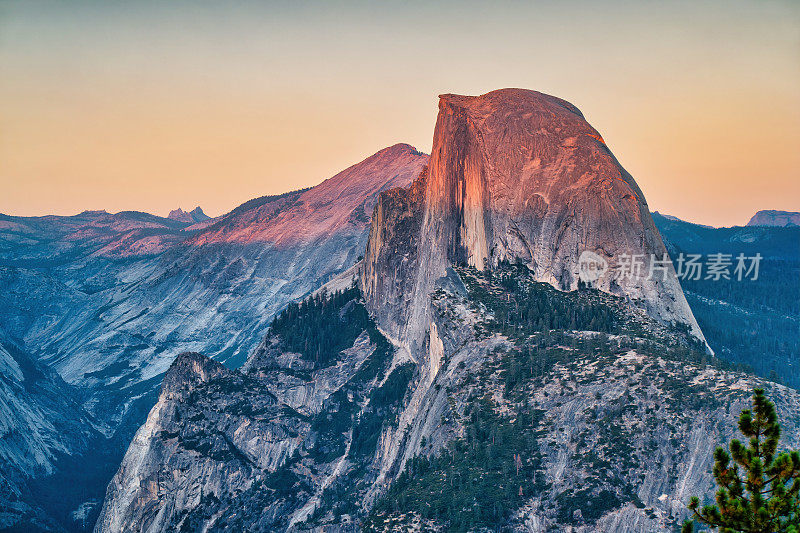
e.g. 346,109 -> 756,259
0,143 -> 427,426
361,89 -> 703,355
0,333 -> 101,531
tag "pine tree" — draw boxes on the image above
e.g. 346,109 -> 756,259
682,388 -> 800,533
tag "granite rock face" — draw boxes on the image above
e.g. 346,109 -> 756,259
95,294 -> 395,532
361,89 -> 704,353
0,332 -> 101,531
191,144 -> 427,246
0,143 -> 427,429
95,266 -> 800,533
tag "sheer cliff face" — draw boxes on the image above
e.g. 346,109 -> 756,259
0,333 -> 101,531
362,89 -> 703,349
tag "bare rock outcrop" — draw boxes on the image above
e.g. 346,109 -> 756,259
361,89 -> 704,352
94,264 -> 800,533
167,207 -> 210,224
746,209 -> 800,227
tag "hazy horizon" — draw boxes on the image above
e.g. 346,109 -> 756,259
0,139 -> 793,230
2,0 -> 798,227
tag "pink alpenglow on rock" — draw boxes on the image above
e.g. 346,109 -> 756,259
189,144 -> 428,247
361,89 -> 705,349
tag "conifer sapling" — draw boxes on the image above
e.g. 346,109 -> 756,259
682,388 -> 800,533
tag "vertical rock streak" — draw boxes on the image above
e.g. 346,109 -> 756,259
361,89 -> 705,349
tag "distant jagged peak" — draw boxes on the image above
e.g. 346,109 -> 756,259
78,209 -> 109,216
167,208 -> 190,222
168,206 -> 209,224
189,207 -> 210,222
746,210 -> 800,227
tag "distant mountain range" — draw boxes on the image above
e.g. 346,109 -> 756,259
0,144 -> 426,531
654,209 -> 800,230
653,211 -> 800,388
652,211 -> 800,259
651,211 -> 714,229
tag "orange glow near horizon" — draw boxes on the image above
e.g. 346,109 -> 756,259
1,1 -> 798,227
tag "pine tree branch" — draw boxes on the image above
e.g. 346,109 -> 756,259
689,508 -> 720,529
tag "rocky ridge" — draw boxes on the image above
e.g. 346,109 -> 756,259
167,207 -> 210,224
94,264 -> 800,533
0,143 -> 426,426
0,144 -> 426,531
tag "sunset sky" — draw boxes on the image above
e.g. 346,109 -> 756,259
1,0 -> 798,227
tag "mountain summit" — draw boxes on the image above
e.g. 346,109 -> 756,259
189,143 -> 425,246
746,209 -> 800,227
167,206 -> 210,224
361,89 -> 704,352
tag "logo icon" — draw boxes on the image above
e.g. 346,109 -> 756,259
578,250 -> 608,283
